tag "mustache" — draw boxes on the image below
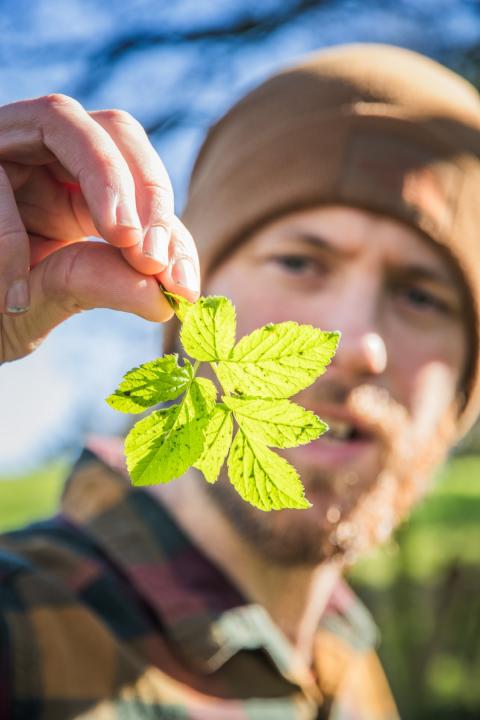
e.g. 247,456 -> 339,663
308,378 -> 456,482
303,380 -> 409,455
347,384 -> 410,454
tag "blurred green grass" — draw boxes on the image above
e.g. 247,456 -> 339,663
349,454 -> 480,720
0,458 -> 69,532
350,455 -> 480,585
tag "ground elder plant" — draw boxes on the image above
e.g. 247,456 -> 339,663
106,293 -> 340,511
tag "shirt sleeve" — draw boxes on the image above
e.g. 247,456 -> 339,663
314,626 -> 400,720
335,649 -> 400,720
0,556 -> 20,720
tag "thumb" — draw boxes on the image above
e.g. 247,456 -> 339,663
1,241 -> 173,362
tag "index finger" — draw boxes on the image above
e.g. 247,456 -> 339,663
90,110 -> 200,300
0,95 -> 144,249
90,109 -> 175,274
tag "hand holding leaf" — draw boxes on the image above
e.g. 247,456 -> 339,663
106,294 -> 339,511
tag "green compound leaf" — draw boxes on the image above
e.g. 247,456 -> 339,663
217,322 -> 340,398
179,376 -> 217,421
227,429 -> 311,511
181,295 -> 236,361
106,355 -> 193,414
164,291 -> 194,322
125,377 -> 216,486
108,292 -> 341,511
194,404 -> 233,483
223,395 -> 327,448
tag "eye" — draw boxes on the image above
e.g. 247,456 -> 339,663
399,285 -> 450,315
271,254 -> 319,275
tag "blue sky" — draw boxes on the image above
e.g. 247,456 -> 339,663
1,0 -> 479,473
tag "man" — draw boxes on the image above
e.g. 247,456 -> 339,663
1,43 -> 480,718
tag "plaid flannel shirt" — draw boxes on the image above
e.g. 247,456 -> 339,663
0,450 -> 399,719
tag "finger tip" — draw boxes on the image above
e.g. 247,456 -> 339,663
157,275 -> 200,304
122,245 -> 168,275
182,287 -> 201,303
141,254 -> 169,274
151,302 -> 174,324
143,226 -> 170,266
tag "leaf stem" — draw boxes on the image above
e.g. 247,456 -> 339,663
210,361 -> 229,396
163,359 -> 202,442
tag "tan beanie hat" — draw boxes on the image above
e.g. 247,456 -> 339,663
179,43 -> 480,435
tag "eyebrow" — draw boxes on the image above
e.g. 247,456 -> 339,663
295,231 -> 347,256
394,264 -> 454,288
293,231 -> 457,289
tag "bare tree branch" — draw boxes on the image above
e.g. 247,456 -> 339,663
73,0 -> 336,97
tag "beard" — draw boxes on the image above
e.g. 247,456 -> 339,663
202,382 -> 458,568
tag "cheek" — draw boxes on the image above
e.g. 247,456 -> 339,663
236,295 -> 304,337
386,329 -> 463,432
409,361 -> 460,442
207,266 -> 303,336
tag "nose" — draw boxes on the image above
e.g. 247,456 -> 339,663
333,329 -> 387,377
328,293 -> 387,378
334,326 -> 388,376
357,332 -> 387,374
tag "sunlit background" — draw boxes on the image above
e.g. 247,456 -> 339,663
2,0 -> 480,471
1,2 -> 480,718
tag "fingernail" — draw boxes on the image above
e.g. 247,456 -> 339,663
143,226 -> 170,265
115,199 -> 141,230
172,258 -> 199,294
6,278 -> 30,314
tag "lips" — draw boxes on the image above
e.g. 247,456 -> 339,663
286,404 -> 380,471
321,415 -> 374,444
323,418 -> 355,441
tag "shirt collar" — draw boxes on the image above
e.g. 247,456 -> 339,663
62,447 -> 378,694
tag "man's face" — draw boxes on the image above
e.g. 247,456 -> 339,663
203,205 -> 469,565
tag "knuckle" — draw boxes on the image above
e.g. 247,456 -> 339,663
0,228 -> 27,247
0,315 -> 41,362
38,93 -> 81,115
145,177 -> 173,195
171,230 -> 194,257
144,181 -> 174,216
99,108 -> 142,131
44,242 -> 86,312
78,155 -> 124,188
96,154 -> 125,178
